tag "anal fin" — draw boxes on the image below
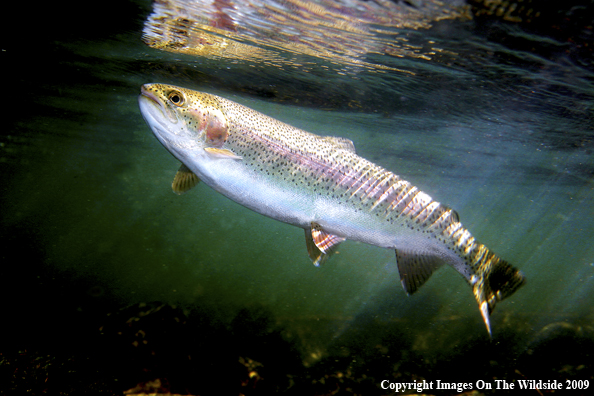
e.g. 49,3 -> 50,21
395,249 -> 444,295
305,222 -> 345,267
172,164 -> 200,195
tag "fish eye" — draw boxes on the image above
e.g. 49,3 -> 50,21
168,91 -> 185,106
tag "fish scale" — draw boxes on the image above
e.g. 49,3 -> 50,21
139,83 -> 526,336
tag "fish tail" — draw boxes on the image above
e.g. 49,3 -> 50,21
471,247 -> 526,336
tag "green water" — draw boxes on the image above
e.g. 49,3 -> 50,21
3,0 -> 594,393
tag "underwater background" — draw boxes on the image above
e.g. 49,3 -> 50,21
2,0 -> 593,394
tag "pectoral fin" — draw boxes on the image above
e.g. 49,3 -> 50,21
204,147 -> 242,160
305,222 -> 345,266
395,249 -> 444,295
172,164 -> 200,195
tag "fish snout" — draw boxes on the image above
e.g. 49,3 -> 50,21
139,84 -> 180,125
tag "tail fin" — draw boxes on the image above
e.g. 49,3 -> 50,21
471,250 -> 526,336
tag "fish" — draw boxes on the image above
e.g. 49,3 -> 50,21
138,83 -> 526,336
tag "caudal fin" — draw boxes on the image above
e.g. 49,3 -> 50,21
471,250 -> 526,336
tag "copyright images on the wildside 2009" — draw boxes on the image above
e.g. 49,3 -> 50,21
380,378 -> 590,392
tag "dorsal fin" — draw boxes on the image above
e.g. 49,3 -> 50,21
395,249 -> 445,295
172,164 -> 200,195
304,222 -> 345,266
322,136 -> 356,153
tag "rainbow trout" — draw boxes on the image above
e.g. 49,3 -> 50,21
138,83 -> 525,335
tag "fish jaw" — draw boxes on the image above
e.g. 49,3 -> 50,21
139,84 -> 181,128
138,84 -> 204,163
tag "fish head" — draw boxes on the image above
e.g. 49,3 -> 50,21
138,83 -> 229,162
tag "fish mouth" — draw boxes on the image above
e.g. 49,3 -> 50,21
138,84 -> 194,157
139,85 -> 161,107
138,85 -> 176,137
